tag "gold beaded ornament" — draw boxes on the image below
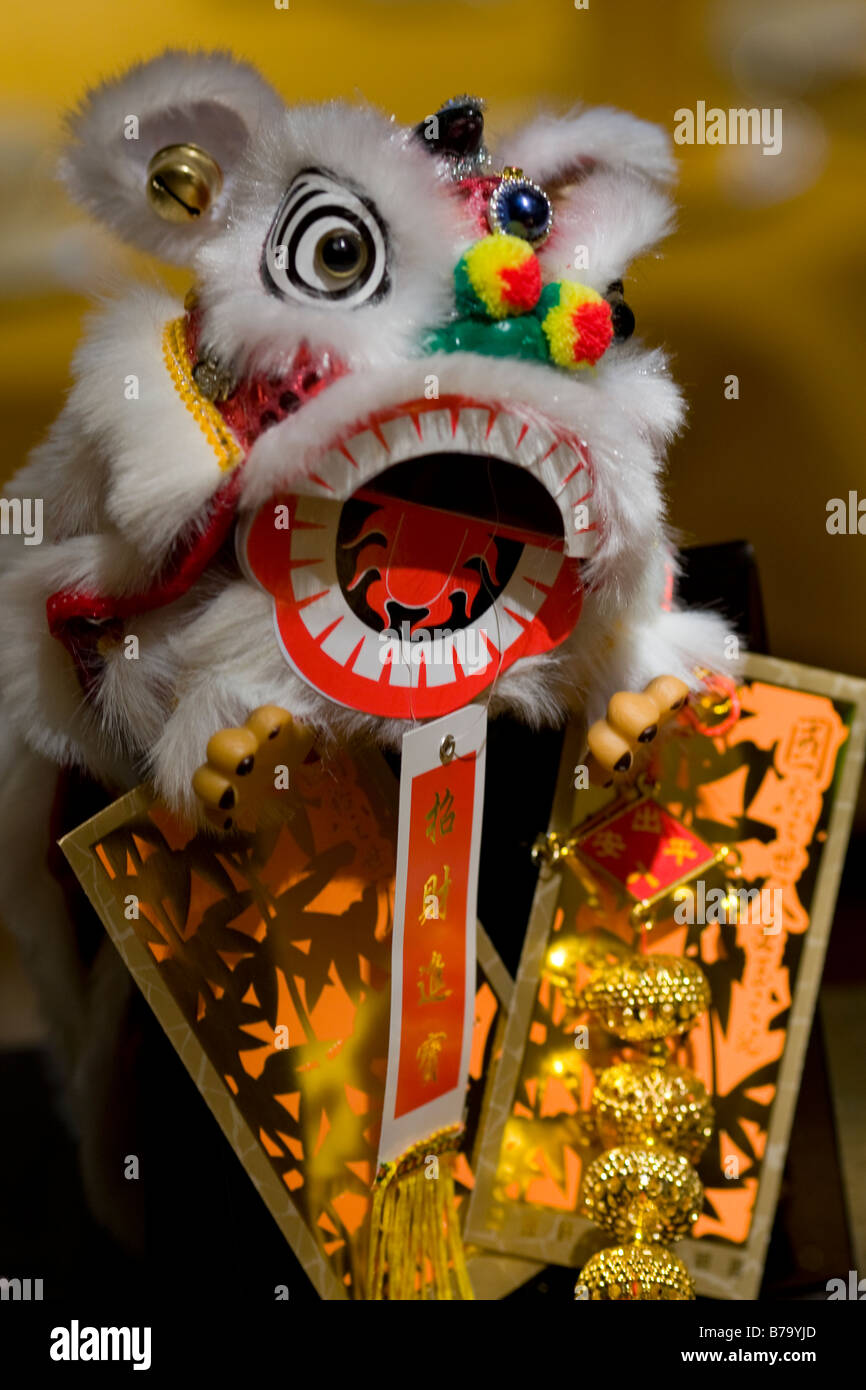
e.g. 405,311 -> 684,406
574,947 -> 712,1300
593,1060 -> 714,1165
575,1242 -> 695,1301
580,1144 -> 704,1244
582,953 -> 711,1042
527,671 -> 720,1300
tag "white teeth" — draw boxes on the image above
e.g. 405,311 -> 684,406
298,588 -> 342,639
348,630 -> 385,680
386,656 -> 411,688
452,406 -> 492,446
290,561 -> 333,604
305,428 -> 379,495
553,458 -> 589,498
319,617 -> 361,665
519,545 -> 563,590
500,546 -> 551,623
483,412 -> 530,460
348,630 -> 384,681
478,607 -> 524,654
536,442 -> 579,499
421,634 -> 457,686
458,633 -> 494,677
296,403 -> 598,560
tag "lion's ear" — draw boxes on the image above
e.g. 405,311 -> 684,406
497,107 -> 676,291
60,49 -> 285,265
498,106 -> 676,190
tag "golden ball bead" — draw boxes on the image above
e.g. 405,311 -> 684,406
582,953 -> 711,1041
593,1061 -> 715,1164
543,931 -> 631,1000
575,1242 -> 695,1300
580,1145 -> 704,1243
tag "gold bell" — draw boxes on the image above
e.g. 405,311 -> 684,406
146,143 -> 223,223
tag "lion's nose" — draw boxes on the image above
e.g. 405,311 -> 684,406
425,235 -> 614,371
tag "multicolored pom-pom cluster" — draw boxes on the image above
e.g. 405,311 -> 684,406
455,233 -> 542,319
430,234 -> 614,371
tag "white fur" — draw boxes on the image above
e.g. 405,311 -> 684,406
538,169 -> 675,292
0,530 -> 220,781
69,288 -> 233,567
0,286 -> 234,576
498,106 -> 677,188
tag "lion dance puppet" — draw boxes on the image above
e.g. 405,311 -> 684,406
0,52 -> 732,1299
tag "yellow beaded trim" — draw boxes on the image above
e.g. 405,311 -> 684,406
161,316 -> 242,473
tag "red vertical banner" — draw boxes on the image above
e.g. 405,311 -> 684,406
394,754 -> 476,1117
379,707 -> 487,1163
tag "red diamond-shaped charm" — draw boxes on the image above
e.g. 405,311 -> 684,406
576,796 -> 716,904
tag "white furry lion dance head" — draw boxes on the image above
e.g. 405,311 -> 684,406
0,51 -> 728,825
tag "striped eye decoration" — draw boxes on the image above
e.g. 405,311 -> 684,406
261,168 -> 390,308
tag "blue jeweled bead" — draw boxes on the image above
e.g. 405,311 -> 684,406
496,183 -> 551,242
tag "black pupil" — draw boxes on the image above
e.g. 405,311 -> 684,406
320,231 -> 361,274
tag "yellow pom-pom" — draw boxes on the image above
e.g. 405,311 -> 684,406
540,282 -> 614,368
458,235 -> 542,319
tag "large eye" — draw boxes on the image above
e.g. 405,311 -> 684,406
261,168 -> 389,307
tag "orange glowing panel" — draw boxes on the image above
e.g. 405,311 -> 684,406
60,745 -> 511,1301
464,655 -> 866,1301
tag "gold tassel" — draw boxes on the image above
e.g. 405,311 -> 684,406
367,1125 -> 474,1300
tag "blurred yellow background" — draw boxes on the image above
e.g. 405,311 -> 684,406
1,0 -> 864,680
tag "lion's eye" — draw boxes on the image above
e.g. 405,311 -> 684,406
262,168 -> 388,307
314,229 -> 368,280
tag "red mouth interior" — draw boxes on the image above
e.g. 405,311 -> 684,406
336,453 -> 565,635
242,449 -> 582,719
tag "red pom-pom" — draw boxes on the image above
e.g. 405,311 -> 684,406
571,300 -> 614,365
499,256 -> 542,314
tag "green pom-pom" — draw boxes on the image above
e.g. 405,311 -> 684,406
454,259 -> 486,318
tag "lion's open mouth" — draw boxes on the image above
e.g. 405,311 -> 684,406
239,395 -> 595,718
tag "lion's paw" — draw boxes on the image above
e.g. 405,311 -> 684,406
586,675 -> 689,786
191,704 -> 315,831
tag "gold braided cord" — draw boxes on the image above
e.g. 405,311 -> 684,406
161,316 -> 242,473
367,1125 -> 473,1301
